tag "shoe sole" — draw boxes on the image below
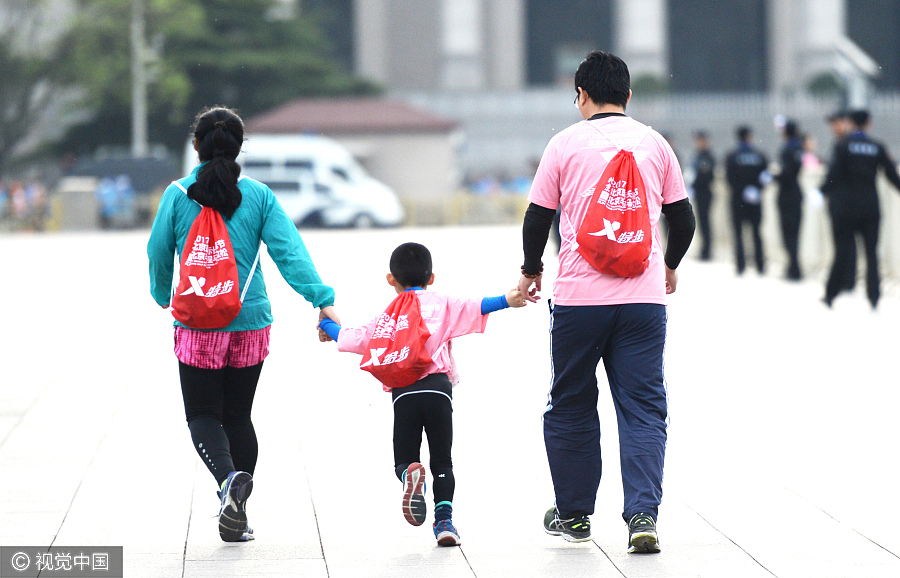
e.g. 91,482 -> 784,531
436,531 -> 461,546
544,525 -> 591,543
628,532 -> 660,553
402,463 -> 427,526
219,472 -> 253,542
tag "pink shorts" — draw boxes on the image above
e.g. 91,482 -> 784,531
174,326 -> 271,369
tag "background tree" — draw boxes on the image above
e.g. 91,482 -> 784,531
57,0 -> 378,157
0,3 -> 71,176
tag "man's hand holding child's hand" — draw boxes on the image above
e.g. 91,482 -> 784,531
506,289 -> 527,308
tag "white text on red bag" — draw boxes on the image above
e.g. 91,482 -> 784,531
360,291 -> 433,389
572,125 -> 652,277
169,180 -> 260,329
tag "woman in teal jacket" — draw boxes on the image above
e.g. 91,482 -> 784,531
147,106 -> 338,542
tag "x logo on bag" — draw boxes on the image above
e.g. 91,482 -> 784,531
361,347 -> 387,367
179,276 -> 207,297
588,218 -> 620,241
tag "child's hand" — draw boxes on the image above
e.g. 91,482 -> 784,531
318,306 -> 340,342
317,318 -> 333,342
506,288 -> 527,308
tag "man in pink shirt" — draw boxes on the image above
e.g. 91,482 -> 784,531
518,51 -> 695,553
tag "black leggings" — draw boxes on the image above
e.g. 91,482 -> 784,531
392,374 -> 455,506
179,361 -> 263,487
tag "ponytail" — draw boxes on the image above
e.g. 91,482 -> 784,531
187,106 -> 245,219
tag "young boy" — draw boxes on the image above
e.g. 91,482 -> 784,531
318,242 -> 526,546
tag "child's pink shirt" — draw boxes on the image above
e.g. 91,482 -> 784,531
336,290 -> 488,389
529,115 -> 687,306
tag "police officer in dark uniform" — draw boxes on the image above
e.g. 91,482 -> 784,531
691,131 -> 716,260
822,109 -> 900,308
776,120 -> 804,280
824,110 -> 857,293
726,126 -> 770,275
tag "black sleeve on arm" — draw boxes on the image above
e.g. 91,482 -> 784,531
661,198 -> 696,270
523,202 -> 556,274
879,146 -> 900,192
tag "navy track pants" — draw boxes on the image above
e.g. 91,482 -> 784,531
544,303 -> 667,521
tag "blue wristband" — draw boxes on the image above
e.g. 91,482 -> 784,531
481,295 -> 509,315
318,317 -> 342,341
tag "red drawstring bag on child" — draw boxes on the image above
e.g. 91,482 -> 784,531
360,291 -> 433,389
575,140 -> 652,278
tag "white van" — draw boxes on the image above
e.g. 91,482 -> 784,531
183,134 -> 405,228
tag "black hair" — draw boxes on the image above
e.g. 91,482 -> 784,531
694,130 -> 709,140
187,106 -> 244,219
850,109 -> 870,128
389,242 -> 432,288
574,51 -> 630,109
783,120 -> 799,138
737,125 -> 752,142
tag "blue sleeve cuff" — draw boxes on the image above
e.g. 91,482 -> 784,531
318,317 -> 342,341
481,295 -> 509,315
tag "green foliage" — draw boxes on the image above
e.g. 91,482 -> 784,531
0,1 -> 69,175
631,74 -> 670,96
57,0 -> 378,154
806,71 -> 845,96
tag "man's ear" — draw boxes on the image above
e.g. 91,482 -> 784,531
193,137 -> 199,152
626,89 -> 633,106
386,273 -> 395,287
426,273 -> 435,287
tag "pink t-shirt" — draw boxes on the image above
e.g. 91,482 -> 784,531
529,115 -> 687,306
337,290 -> 488,389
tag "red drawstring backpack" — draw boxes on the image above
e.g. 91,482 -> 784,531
169,179 -> 260,330
571,125 -> 653,278
360,291 -> 433,389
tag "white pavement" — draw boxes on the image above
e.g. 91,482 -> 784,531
2,225 -> 899,578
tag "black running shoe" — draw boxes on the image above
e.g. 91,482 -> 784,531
218,471 -> 253,542
627,512 -> 660,553
543,507 -> 591,542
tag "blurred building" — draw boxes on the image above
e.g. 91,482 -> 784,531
305,0 -> 900,95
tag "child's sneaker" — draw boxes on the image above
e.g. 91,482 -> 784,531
401,463 -> 427,526
433,519 -> 461,546
218,471 -> 253,542
627,512 -> 660,553
543,506 -> 592,542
